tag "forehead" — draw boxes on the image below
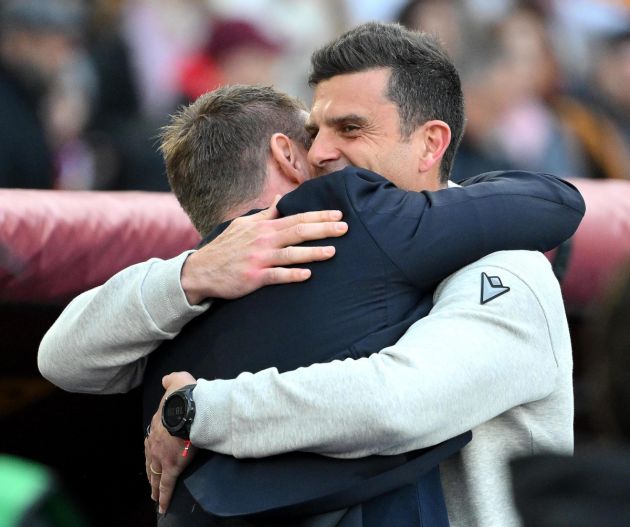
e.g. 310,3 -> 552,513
308,68 -> 398,124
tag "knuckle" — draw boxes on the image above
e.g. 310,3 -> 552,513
245,253 -> 263,273
265,268 -> 279,284
294,223 -> 305,237
243,268 -> 259,284
280,246 -> 292,262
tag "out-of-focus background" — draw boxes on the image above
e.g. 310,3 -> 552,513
2,0 -> 630,192
1,0 -> 630,526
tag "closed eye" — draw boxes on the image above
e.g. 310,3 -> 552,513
340,124 -> 361,136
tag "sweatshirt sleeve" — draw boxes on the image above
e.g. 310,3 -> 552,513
37,251 -> 210,394
347,169 -> 584,289
190,251 -> 561,458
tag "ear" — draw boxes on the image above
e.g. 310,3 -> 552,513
269,133 -> 310,185
416,120 -> 452,174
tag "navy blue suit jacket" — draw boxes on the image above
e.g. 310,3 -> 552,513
142,168 -> 584,522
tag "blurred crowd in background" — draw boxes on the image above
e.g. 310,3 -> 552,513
1,0 -> 630,192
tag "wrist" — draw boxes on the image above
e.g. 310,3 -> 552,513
189,378 -> 233,452
162,384 -> 197,440
180,252 -> 209,305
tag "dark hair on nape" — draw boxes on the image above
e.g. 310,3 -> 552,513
160,85 -> 309,237
309,22 -> 465,183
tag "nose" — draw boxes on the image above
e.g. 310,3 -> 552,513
307,131 -> 345,175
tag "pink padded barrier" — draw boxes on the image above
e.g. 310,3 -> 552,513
0,190 -> 200,303
560,179 -> 630,311
1,180 -> 629,309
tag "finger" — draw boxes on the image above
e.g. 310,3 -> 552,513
150,471 -> 162,503
266,209 -> 343,230
276,221 -> 348,247
263,196 -> 281,221
162,373 -> 172,390
144,439 -> 151,484
266,245 -> 337,266
259,267 -> 312,286
158,471 -> 178,514
270,194 -> 282,209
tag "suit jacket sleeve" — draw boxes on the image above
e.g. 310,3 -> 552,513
345,169 -> 584,289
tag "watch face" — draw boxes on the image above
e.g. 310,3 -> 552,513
163,394 -> 186,428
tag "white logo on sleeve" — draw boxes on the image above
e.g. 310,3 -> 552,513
480,272 -> 510,304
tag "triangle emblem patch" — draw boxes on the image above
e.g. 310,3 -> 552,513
480,272 -> 510,305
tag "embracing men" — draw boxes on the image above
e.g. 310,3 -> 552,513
39,22 -> 584,527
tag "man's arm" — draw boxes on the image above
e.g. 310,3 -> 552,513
38,207 -> 349,393
38,252 -> 206,393
186,251 -> 563,458
347,169 -> 585,289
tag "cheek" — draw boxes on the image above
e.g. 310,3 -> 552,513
380,147 -> 417,187
343,143 -> 384,172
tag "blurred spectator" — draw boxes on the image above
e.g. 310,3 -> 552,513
44,46 -> 99,190
178,19 -> 284,102
592,32 -> 630,145
549,0 -> 630,82
82,0 -> 169,191
481,4 -> 582,176
0,0 -> 85,189
208,0 -> 343,102
399,0 -> 630,181
81,0 -> 141,190
450,3 -> 593,181
552,30 -> 630,180
120,0 -> 208,121
445,4 -> 580,180
397,0 -> 471,65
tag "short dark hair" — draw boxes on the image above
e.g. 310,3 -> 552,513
160,85 -> 309,236
309,22 -> 465,182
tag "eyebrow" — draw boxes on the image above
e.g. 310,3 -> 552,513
325,114 -> 370,128
305,113 -> 370,134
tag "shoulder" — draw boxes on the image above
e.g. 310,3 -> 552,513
434,250 -> 569,357
436,250 -> 558,298
433,250 -> 566,332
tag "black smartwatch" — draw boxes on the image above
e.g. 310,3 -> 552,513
161,384 -> 196,439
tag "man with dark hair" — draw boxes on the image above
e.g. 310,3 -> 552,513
40,23 -> 581,526
308,22 -> 464,184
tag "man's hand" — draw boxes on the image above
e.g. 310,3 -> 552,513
181,197 -> 348,304
145,372 -> 198,514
